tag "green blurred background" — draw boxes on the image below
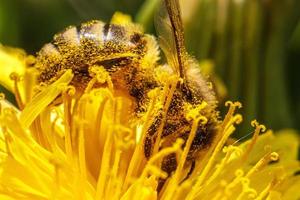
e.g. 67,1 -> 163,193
0,0 -> 300,136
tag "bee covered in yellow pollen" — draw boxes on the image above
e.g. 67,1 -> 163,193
0,10 -> 299,200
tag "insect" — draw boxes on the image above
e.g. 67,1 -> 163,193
35,0 -> 219,192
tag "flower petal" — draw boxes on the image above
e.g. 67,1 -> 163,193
19,70 -> 73,129
0,45 -> 26,92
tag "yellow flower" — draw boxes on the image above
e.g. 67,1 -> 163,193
0,44 -> 299,200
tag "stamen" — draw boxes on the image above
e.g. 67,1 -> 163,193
236,178 -> 257,200
195,101 -> 242,175
105,98 -> 132,200
78,118 -> 87,182
163,102 -> 208,200
10,72 -> 24,110
205,145 -> 241,186
245,152 -> 279,178
242,120 -> 266,161
0,93 -> 5,115
95,99 -> 116,200
255,178 -> 278,200
162,118 -> 203,200
49,156 -> 62,199
62,85 -> 76,159
89,65 -> 114,92
1,126 -> 11,156
142,139 -> 184,179
186,108 -> 242,200
32,112 -> 51,149
122,88 -> 159,192
152,76 -> 178,157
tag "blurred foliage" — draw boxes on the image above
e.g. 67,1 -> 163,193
0,0 -> 300,136
182,0 -> 300,135
189,0 -> 300,135
0,0 -> 145,53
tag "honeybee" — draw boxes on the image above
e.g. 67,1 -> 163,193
35,0 -> 219,192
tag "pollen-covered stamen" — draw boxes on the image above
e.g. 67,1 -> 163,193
38,108 -> 56,150
205,145 -> 242,186
10,72 -> 24,110
2,107 -> 30,143
152,76 -> 178,157
0,122 -> 10,157
141,138 -> 184,179
95,98 -> 119,200
49,156 -> 63,199
242,120 -> 266,161
222,101 -> 242,130
62,85 -> 76,159
162,103 -> 208,200
104,97 -> 136,200
87,65 -> 114,93
245,152 -> 279,178
224,169 -> 245,196
114,124 -> 135,150
236,178 -> 257,200
74,107 -> 88,178
196,101 -> 242,170
186,103 -> 243,200
122,89 -> 159,192
94,96 -> 109,136
0,93 -> 5,115
255,177 -> 281,200
173,102 -> 208,179
0,95 -> 6,157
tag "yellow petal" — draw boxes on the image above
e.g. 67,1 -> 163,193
239,130 -> 299,164
281,177 -> 300,200
0,195 -> 15,200
270,129 -> 299,161
0,45 -> 27,92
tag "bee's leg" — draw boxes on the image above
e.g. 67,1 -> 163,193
144,136 -> 153,159
157,157 -> 195,192
157,178 -> 167,193
179,159 -> 195,184
157,153 -> 178,192
143,113 -> 163,159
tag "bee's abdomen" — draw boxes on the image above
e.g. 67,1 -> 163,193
36,20 -> 146,85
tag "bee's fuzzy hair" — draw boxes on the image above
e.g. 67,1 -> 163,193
155,57 -> 217,106
185,58 -> 216,105
142,34 -> 160,69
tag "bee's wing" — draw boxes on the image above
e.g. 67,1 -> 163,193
155,0 -> 187,79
